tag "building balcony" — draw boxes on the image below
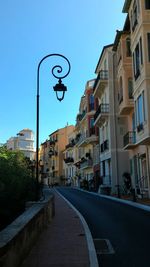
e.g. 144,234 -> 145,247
75,133 -> 81,143
123,131 -> 137,150
118,96 -> 134,115
49,148 -> 58,157
93,70 -> 108,98
76,129 -> 98,147
77,110 -> 87,123
18,146 -> 34,151
94,104 -> 109,126
64,157 -> 74,164
66,140 -> 75,149
80,159 -> 93,169
135,123 -> 150,145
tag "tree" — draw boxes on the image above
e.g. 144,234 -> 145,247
0,146 -> 37,230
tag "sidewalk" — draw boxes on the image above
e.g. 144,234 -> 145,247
112,194 -> 150,206
20,189 -> 91,267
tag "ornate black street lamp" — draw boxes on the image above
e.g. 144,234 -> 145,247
36,54 -> 71,199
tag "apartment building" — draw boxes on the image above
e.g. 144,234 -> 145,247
73,80 -> 99,187
63,129 -> 77,186
39,140 -> 50,183
39,125 -> 74,185
122,0 -> 150,197
93,44 -> 130,194
7,128 -> 35,160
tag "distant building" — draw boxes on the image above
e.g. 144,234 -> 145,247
7,129 -> 35,160
63,129 -> 77,186
39,125 -> 74,185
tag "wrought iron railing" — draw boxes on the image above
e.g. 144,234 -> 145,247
93,70 -> 108,91
94,104 -> 109,122
123,131 -> 136,147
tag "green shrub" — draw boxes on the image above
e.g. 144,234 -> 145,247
0,146 -> 37,230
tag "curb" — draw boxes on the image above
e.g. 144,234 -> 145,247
55,189 -> 99,267
73,187 -> 150,212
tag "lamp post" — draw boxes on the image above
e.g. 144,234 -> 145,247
36,54 -> 71,199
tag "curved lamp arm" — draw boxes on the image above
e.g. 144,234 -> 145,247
36,54 -> 71,199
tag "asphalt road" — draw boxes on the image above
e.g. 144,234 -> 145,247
56,187 -> 150,267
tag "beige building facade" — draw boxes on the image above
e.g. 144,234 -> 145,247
94,44 -> 130,194
39,125 -> 74,185
74,79 -> 99,189
63,129 -> 78,186
122,0 -> 150,197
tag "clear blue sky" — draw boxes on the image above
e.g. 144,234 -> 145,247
0,0 -> 126,146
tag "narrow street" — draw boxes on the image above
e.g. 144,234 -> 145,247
57,187 -> 150,267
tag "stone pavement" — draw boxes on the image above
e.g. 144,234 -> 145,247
20,189 -> 93,267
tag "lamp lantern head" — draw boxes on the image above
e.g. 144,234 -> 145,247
53,78 -> 67,101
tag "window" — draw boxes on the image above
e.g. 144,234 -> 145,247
136,92 -> 146,131
89,117 -> 95,135
126,38 -> 131,57
128,78 -> 133,99
133,43 -> 140,80
142,91 -> 146,121
138,95 -> 144,124
145,0 -> 150,9
147,33 -> 150,61
89,94 -> 94,111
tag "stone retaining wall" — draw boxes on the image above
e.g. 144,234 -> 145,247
0,192 -> 55,267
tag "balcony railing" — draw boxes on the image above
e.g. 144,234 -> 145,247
123,131 -> 136,147
66,141 -> 75,149
80,159 -> 93,169
94,104 -> 109,122
79,110 -> 86,121
93,70 -> 108,92
64,157 -> 74,164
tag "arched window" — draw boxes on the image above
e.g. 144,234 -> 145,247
126,37 -> 131,57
